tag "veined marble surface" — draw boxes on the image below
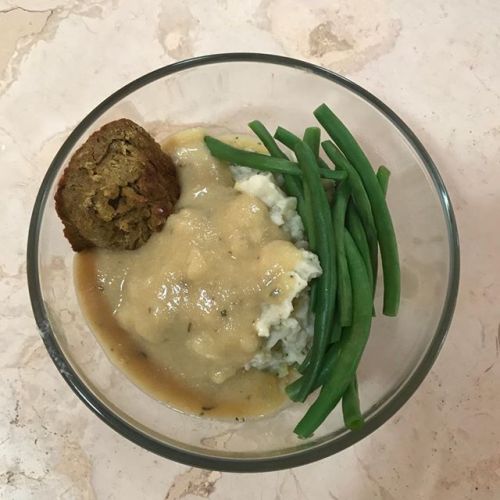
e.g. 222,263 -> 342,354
1,1 -> 499,498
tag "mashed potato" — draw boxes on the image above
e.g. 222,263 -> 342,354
231,166 -> 321,376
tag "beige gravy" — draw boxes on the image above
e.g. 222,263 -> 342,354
75,129 -> 305,418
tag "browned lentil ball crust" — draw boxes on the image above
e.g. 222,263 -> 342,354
55,119 -> 180,251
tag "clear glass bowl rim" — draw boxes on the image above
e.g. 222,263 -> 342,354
26,52 -> 460,472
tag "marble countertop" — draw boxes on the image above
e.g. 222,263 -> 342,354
1,0 -> 499,498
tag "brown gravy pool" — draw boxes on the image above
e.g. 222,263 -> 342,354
73,129 -> 308,418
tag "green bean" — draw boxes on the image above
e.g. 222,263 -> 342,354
248,120 -> 289,160
275,126 -> 331,171
377,165 -> 391,196
322,140 -> 378,289
287,345 -> 339,401
321,169 -> 347,181
294,229 -> 372,438
205,136 -> 346,181
303,127 -> 321,157
274,126 -> 301,152
302,168 -> 318,254
247,120 -> 302,199
324,188 -> 337,321
314,104 -> 400,316
307,146 -> 340,314
247,121 -> 313,243
205,136 -> 301,176
288,141 -> 336,402
301,203 -> 316,250
342,377 -> 364,430
346,203 -> 374,296
329,309 -> 342,344
345,269 -> 352,321
346,167 -> 390,309
332,180 -> 352,327
297,348 -> 312,375
309,279 -> 319,313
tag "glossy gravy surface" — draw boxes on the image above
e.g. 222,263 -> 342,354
75,129 -> 304,417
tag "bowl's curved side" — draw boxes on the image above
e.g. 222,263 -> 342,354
27,52 -> 459,472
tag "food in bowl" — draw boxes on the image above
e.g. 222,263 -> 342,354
55,104 -> 400,438
74,127 -> 321,417
55,119 -> 180,251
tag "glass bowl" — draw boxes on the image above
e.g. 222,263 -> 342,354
27,53 -> 459,472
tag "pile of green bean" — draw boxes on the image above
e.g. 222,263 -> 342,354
203,103 -> 400,438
